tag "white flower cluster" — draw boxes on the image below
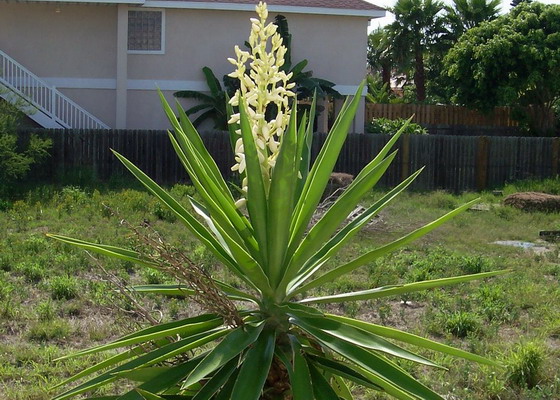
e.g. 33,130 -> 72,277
228,1 -> 296,202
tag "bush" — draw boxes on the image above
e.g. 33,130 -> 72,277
507,342 -> 545,389
49,276 -> 79,300
0,98 -> 52,196
27,320 -> 71,342
443,311 -> 482,338
366,117 -> 428,135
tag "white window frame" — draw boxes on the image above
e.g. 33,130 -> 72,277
127,8 -> 166,55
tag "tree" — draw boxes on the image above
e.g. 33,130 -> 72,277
388,0 -> 447,102
367,28 -> 393,86
444,2 -> 560,135
0,95 -> 51,196
445,0 -> 501,38
510,0 -> 532,7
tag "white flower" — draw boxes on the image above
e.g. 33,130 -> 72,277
228,2 -> 296,206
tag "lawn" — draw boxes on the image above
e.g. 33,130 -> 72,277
1,179 -> 559,400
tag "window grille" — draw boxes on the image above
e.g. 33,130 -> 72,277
128,10 -> 163,52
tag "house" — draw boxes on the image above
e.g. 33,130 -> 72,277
0,0 -> 384,132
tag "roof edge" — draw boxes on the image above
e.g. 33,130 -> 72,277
142,1 -> 384,17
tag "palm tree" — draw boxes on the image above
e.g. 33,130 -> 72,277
389,0 -> 447,102
446,0 -> 501,38
367,28 -> 393,87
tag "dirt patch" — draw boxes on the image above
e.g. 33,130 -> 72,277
504,192 -> 560,213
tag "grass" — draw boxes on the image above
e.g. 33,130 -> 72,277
0,178 -> 559,399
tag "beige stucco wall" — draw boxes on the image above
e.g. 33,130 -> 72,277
0,3 -> 117,78
0,3 -> 370,130
128,9 -> 367,87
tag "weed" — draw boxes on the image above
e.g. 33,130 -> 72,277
16,261 -> 45,283
142,269 -> 167,285
507,342 -> 546,389
49,276 -> 79,300
36,300 -> 57,322
151,201 -> 177,222
443,311 -> 482,338
27,320 -> 72,342
459,255 -> 492,274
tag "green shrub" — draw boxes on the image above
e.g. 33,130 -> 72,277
507,342 -> 545,389
0,99 -> 52,196
459,255 -> 492,275
366,117 -> 428,135
27,320 -> 72,342
49,276 -> 79,300
17,261 -> 45,283
36,300 -> 57,322
151,201 -> 177,222
443,311 -> 482,338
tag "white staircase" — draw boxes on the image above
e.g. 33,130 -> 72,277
0,49 -> 109,129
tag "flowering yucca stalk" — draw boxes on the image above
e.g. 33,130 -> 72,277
49,3 -> 506,399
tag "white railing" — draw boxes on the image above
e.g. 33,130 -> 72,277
0,49 -> 109,129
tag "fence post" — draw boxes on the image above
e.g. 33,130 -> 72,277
552,138 -> 559,176
476,136 -> 489,191
401,134 -> 410,181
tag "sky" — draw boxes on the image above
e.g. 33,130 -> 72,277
365,0 -> 560,30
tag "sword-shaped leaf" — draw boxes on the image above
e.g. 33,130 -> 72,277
296,199 -> 480,293
300,270 -> 509,304
326,314 -> 501,366
231,329 -> 276,400
182,322 -> 264,389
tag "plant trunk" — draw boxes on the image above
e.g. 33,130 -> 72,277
381,62 -> 392,88
414,47 -> 426,102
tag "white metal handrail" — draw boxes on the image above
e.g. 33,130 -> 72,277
0,49 -> 109,129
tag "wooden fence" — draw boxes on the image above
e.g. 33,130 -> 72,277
366,104 -> 518,127
24,129 -> 560,192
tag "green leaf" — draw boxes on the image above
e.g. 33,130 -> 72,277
292,315 -> 441,368
114,367 -> 170,382
191,357 -> 239,400
128,285 -> 195,297
292,318 -> 444,400
51,347 -> 142,390
296,199 -> 481,293
46,235 -> 157,268
53,335 -> 215,400
289,335 -> 314,400
308,363 -> 340,400
57,315 -> 223,360
280,82 -> 365,290
267,105 -> 299,287
326,314 -> 501,367
213,369 -> 240,400
295,95 -> 316,200
287,151 -> 397,275
183,322 -> 264,389
309,355 -> 382,391
231,329 -> 276,400
135,389 -> 165,400
202,66 -> 222,97
117,362 -> 201,399
300,270 -> 510,304
289,168 -> 423,295
166,131 -> 258,256
238,99 -> 269,266
110,150 -> 238,272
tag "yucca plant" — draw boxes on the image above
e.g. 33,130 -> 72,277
48,3 -> 506,399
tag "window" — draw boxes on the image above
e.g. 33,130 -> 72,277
128,10 -> 164,54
